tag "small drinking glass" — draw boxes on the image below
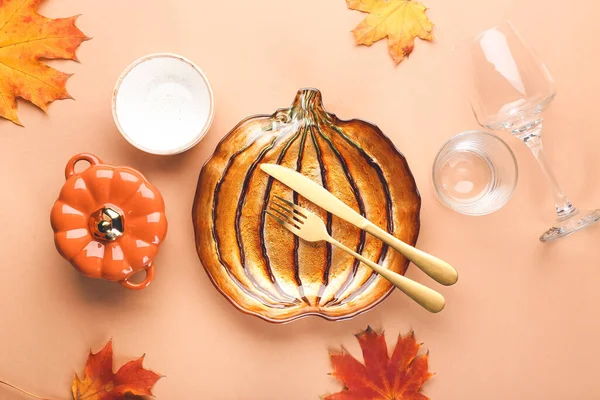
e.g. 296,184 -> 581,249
433,130 -> 518,215
459,22 -> 600,241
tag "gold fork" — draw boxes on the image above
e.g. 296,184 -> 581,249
266,196 -> 446,313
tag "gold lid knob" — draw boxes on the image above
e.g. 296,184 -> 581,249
89,206 -> 124,241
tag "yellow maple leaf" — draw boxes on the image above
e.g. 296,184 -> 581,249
346,0 -> 434,64
0,0 -> 89,125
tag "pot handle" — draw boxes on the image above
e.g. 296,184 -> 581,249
119,263 -> 155,290
65,153 -> 102,180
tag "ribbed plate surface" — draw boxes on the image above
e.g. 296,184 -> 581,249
192,89 -> 420,323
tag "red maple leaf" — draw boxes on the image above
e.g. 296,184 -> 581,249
324,327 -> 433,400
72,340 -> 162,400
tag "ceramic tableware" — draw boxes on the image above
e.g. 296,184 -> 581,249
51,153 -> 168,290
266,196 -> 446,313
112,53 -> 215,155
262,163 -> 458,286
192,88 -> 421,323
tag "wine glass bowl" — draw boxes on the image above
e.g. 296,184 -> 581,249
464,24 -> 556,135
460,22 -> 600,241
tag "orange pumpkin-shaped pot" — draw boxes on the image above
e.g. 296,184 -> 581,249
51,154 -> 168,290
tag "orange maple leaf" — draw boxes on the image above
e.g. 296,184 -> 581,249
346,0 -> 434,64
0,0 -> 89,125
72,341 -> 162,400
324,327 -> 433,400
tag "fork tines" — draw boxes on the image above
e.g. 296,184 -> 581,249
266,196 -> 307,232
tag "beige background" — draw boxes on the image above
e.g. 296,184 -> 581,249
2,0 -> 600,398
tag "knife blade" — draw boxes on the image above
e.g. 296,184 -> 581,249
260,163 -> 368,229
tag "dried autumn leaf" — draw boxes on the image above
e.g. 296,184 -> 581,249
346,0 -> 434,64
0,0 -> 89,125
324,327 -> 432,400
72,340 -> 162,400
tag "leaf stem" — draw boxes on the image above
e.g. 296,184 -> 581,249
0,380 -> 62,400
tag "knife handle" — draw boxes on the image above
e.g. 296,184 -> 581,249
327,237 -> 445,313
364,222 -> 458,286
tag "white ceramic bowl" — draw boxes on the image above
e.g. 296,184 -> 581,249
112,53 -> 215,155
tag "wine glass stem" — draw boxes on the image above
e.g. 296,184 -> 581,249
522,128 -> 575,218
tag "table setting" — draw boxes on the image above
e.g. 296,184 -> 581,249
1,0 -> 600,399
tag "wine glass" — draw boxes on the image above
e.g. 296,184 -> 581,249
459,22 -> 600,242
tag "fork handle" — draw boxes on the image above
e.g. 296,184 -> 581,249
364,222 -> 458,286
327,238 -> 446,313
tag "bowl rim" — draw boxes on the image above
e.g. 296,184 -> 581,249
112,52 -> 215,156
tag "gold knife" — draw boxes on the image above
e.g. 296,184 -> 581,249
260,163 -> 458,286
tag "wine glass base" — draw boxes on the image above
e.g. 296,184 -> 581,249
540,209 -> 600,242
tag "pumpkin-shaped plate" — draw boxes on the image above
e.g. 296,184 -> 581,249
193,89 -> 420,322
